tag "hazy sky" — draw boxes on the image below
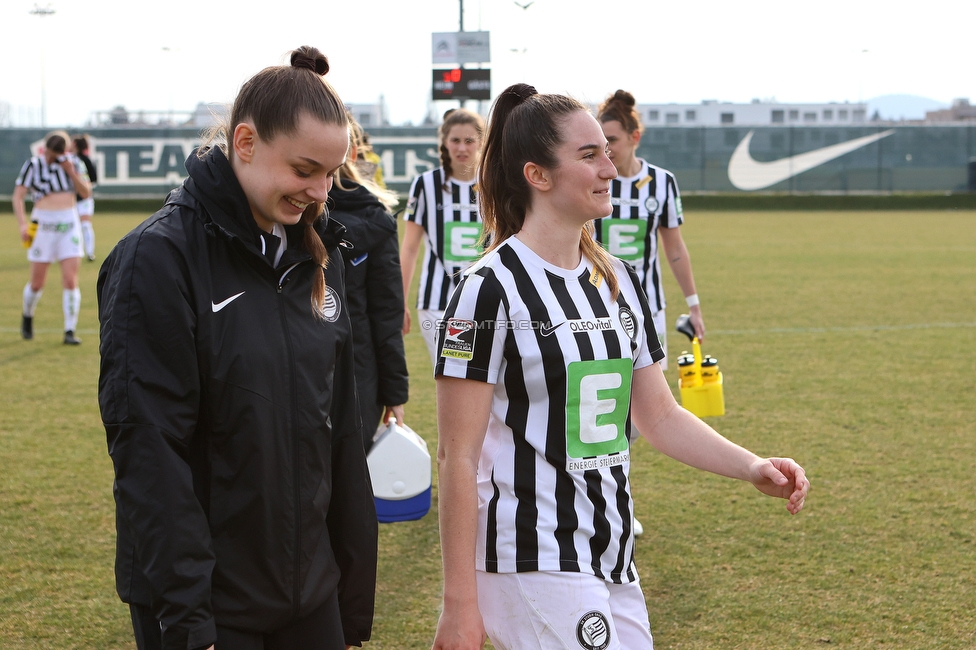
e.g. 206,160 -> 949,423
1,0 -> 972,127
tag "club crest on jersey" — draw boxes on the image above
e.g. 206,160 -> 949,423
644,196 -> 659,212
440,318 -> 476,360
321,286 -> 341,322
618,306 -> 638,343
576,610 -> 611,650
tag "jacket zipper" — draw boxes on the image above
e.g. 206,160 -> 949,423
277,262 -> 303,617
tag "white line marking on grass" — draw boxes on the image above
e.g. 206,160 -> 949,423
711,322 -> 976,336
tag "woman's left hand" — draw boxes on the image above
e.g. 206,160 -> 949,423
748,457 -> 809,515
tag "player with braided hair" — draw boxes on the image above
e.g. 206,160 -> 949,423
400,108 -> 485,365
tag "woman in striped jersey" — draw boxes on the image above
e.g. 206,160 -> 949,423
13,130 -> 91,344
594,90 -> 705,361
431,84 -> 809,650
400,108 -> 485,365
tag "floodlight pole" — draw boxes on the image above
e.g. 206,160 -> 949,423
29,4 -> 56,128
458,0 -> 465,109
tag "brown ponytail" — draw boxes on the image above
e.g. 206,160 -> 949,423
480,84 -> 620,299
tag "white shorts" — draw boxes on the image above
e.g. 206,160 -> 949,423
418,308 -> 445,367
651,309 -> 668,370
477,570 -> 654,650
28,207 -> 83,264
77,197 -> 95,217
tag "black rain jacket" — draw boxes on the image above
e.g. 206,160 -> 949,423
97,147 -> 377,650
328,181 -> 408,448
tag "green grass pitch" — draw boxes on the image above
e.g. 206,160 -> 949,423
0,209 -> 973,648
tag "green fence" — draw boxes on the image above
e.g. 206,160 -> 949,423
2,124 -> 973,200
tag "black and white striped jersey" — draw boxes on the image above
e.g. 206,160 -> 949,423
435,236 -> 664,584
592,159 -> 683,313
404,167 -> 481,310
15,155 -> 80,203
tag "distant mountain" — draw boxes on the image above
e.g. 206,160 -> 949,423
866,94 -> 948,121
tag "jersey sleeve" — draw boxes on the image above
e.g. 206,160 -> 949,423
434,268 -> 507,384
660,171 -> 684,229
622,263 -> 665,369
14,158 -> 33,186
404,174 -> 426,227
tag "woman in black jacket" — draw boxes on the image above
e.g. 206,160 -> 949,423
328,116 -> 408,451
97,47 -> 377,650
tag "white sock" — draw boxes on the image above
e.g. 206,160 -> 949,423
23,283 -> 42,317
81,221 -> 96,257
63,288 -> 81,332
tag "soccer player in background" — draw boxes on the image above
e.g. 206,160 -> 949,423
400,108 -> 485,365
12,130 -> 90,345
596,90 -> 709,538
329,112 -> 409,450
71,134 -> 98,261
430,83 -> 808,650
595,89 -> 706,354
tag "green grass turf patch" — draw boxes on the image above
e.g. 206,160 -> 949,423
1,210 -> 973,648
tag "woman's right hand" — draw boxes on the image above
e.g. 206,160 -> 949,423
430,602 -> 486,650
19,222 -> 29,244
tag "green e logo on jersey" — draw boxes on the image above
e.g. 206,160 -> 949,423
443,222 -> 484,261
600,219 -> 647,261
566,358 -> 633,461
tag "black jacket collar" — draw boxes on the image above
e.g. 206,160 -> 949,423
177,147 -> 349,265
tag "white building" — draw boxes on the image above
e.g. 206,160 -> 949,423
345,97 -> 389,128
606,100 -> 868,126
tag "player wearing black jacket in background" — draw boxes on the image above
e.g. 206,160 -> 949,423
329,174 -> 409,450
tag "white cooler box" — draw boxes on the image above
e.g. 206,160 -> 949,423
366,419 -> 432,523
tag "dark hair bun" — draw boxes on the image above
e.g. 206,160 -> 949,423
506,83 -> 538,102
290,46 -> 329,76
611,89 -> 636,108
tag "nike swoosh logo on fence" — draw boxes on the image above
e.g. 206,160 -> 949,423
211,291 -> 245,312
727,129 -> 895,191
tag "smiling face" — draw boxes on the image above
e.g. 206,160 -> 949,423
232,112 -> 348,233
600,119 -> 641,177
545,111 -> 618,223
445,123 -> 482,178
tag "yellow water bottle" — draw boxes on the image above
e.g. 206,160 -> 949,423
675,314 -> 725,417
677,353 -> 699,388
701,356 -> 720,384
22,221 -> 37,249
